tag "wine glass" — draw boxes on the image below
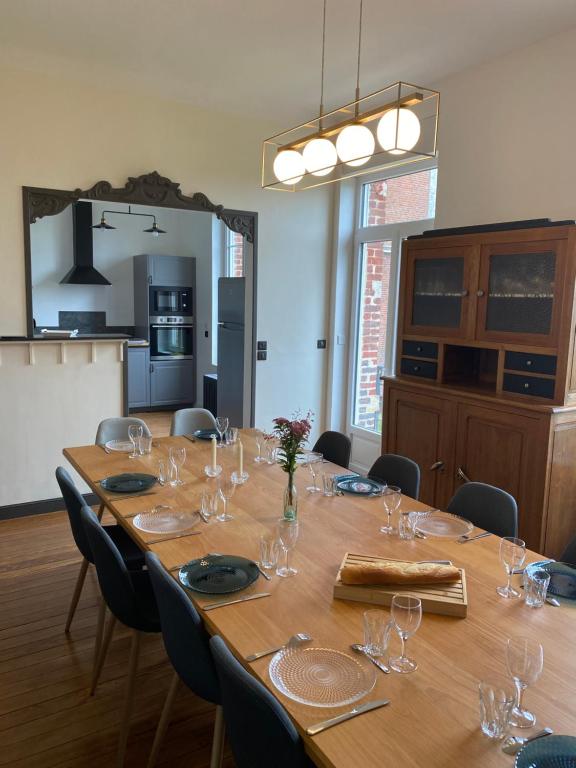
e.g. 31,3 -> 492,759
305,452 -> 323,493
215,417 -> 229,448
254,430 -> 266,463
506,636 -> 544,728
496,537 -> 526,598
128,424 -> 143,459
217,475 -> 236,522
389,594 -> 422,674
380,485 -> 400,534
276,519 -> 299,577
168,446 -> 186,486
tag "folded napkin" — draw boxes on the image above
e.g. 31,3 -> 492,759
341,559 -> 460,586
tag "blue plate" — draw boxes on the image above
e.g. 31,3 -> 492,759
193,429 -> 220,440
336,476 -> 385,496
100,473 -> 157,493
179,554 -> 259,594
525,560 -> 576,600
516,736 -> 576,768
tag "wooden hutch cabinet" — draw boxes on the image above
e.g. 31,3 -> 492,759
382,220 -> 576,556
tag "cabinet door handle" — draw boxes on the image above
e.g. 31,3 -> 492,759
476,290 -> 485,298
456,466 -> 472,483
150,363 -> 154,373
148,275 -> 152,284
526,359 -> 532,366
429,460 -> 444,472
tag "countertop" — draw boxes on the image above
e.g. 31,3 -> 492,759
0,335 -> 148,345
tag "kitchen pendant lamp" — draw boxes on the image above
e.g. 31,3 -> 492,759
143,220 -> 167,237
262,1 -> 439,191
92,214 -> 116,230
92,206 -> 167,235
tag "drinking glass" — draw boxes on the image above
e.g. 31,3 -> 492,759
265,439 -> 278,465
157,460 -> 167,485
305,453 -> 323,493
217,476 -> 236,522
254,430 -> 266,463
128,424 -> 143,459
322,473 -> 336,497
363,610 -> 392,657
215,417 -> 229,448
276,519 -> 299,577
380,486 -> 400,535
478,679 -> 515,739
259,533 -> 280,570
225,427 -> 239,445
523,569 -> 551,608
399,510 -> 419,540
389,594 -> 422,673
200,489 -> 218,520
139,435 -> 152,455
168,446 -> 186,486
496,537 -> 526,598
506,636 -> 544,728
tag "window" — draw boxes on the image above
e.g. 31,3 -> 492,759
350,165 -> 437,434
226,228 -> 244,277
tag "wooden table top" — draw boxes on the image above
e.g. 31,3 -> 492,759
63,432 -> 576,768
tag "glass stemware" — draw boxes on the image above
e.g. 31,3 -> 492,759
128,424 -> 143,459
276,519 -> 299,577
215,417 -> 229,448
305,452 -> 323,493
389,595 -> 422,673
506,636 -> 544,728
496,537 -> 526,598
168,446 -> 186,486
380,485 -> 400,535
217,475 -> 236,522
254,429 -> 266,463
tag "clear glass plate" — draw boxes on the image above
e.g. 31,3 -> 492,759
269,647 -> 376,708
414,511 -> 473,538
132,506 -> 199,534
105,439 -> 133,453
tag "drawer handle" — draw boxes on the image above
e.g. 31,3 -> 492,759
412,365 -> 421,372
476,289 -> 485,298
523,382 -> 530,389
526,360 -> 532,366
416,346 -> 422,352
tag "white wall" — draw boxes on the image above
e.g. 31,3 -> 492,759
434,25 -> 576,227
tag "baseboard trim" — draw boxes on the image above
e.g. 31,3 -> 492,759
0,493 -> 100,521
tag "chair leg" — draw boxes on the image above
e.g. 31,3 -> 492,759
65,557 -> 89,633
90,612 -> 116,696
146,671 -> 180,768
91,596 -> 107,683
210,705 -> 225,768
96,503 -> 105,521
117,629 -> 141,768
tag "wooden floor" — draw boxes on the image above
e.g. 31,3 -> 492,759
0,476 -> 236,765
131,411 -> 172,438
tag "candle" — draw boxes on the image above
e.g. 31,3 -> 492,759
239,440 -> 244,476
211,436 -> 217,470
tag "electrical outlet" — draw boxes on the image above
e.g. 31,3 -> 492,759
257,340 -> 267,351
257,350 -> 267,361
317,339 -> 327,349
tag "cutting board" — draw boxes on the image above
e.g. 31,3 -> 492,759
333,552 -> 468,618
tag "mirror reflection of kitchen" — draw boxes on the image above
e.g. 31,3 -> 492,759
29,200 -> 251,425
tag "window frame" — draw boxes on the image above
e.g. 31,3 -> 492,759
224,226 -> 245,278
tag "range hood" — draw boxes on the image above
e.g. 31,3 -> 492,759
60,201 -> 111,285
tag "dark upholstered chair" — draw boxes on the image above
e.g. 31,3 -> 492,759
145,553 -> 224,768
368,453 -> 421,499
561,534 -> 576,565
210,636 -> 314,768
447,481 -> 518,538
312,430 -> 352,468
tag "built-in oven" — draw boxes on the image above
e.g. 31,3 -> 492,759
150,316 -> 194,360
149,286 -> 193,317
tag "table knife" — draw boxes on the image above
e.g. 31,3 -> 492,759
306,698 -> 390,736
202,592 -> 271,611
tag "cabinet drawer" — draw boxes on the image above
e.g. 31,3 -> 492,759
400,358 -> 438,380
503,373 -> 555,399
504,351 -> 557,375
402,340 -> 438,359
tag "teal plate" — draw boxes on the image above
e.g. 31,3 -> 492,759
516,736 -> 576,768
336,476 -> 385,496
179,554 -> 259,594
100,473 -> 157,494
193,429 -> 220,440
525,560 -> 576,600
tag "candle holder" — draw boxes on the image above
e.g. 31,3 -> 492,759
204,464 -> 222,478
231,470 -> 249,485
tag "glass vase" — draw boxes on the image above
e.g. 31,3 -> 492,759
283,473 -> 298,521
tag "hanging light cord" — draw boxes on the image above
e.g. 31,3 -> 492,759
318,0 -> 327,126
355,0 -> 363,115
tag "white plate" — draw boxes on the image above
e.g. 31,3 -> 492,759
105,440 -> 134,453
414,511 -> 473,538
133,506 -> 199,534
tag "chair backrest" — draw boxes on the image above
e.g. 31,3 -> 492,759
561,534 -> 576,565
95,417 -> 151,446
170,407 -> 217,436
209,636 -> 311,768
368,453 -> 421,499
312,430 -> 352,469
146,553 -> 220,704
55,466 -> 93,562
447,481 -> 518,538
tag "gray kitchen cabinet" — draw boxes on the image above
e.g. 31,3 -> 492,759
127,346 -> 150,409
150,255 -> 195,287
150,359 -> 195,406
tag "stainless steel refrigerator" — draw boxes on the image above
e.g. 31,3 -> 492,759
217,277 -> 245,427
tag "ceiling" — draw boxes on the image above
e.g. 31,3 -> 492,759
2,0 -> 576,124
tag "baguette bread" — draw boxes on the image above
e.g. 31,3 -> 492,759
340,559 -> 460,586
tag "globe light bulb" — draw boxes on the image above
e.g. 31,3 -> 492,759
335,124 -> 375,167
273,150 -> 306,184
377,108 -> 421,155
302,138 -> 338,176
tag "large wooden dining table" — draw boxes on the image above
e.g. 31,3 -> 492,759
63,432 -> 576,768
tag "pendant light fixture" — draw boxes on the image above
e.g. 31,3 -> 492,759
91,205 -> 167,235
261,1 -> 439,191
93,214 -> 116,230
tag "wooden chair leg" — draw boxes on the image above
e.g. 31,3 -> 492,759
210,705 -> 225,768
117,629 -> 141,768
91,596 -> 107,683
65,558 -> 89,633
90,612 -> 116,696
96,503 -> 105,521
146,671 -> 180,768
